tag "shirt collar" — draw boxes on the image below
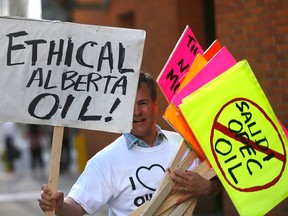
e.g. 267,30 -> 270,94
124,125 -> 167,149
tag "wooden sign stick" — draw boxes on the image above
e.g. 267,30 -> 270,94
153,160 -> 213,215
45,126 -> 64,216
128,141 -> 189,216
141,148 -> 198,216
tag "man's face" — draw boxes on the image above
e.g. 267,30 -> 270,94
131,82 -> 158,141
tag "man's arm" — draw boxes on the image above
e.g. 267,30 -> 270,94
39,184 -> 86,216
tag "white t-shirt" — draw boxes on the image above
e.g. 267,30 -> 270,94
68,130 -> 198,215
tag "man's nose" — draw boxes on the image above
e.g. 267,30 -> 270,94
133,104 -> 141,115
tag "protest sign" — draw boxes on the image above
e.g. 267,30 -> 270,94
178,53 -> 207,92
0,16 -> 146,133
178,39 -> 221,92
162,41 -> 222,160
172,46 -> 236,108
279,121 -> 288,138
163,103 -> 206,159
179,60 -> 288,215
202,39 -> 221,61
157,25 -> 203,102
0,16 -> 146,216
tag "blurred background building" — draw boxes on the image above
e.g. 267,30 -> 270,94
0,0 -> 287,215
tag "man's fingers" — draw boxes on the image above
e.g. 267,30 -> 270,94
40,184 -> 57,210
41,184 -> 52,196
41,190 -> 55,202
53,191 -> 64,200
173,169 -> 187,178
171,185 -> 189,193
170,171 -> 190,186
38,196 -> 56,212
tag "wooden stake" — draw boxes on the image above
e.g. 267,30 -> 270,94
128,141 -> 216,216
153,159 -> 213,215
141,146 -> 198,216
45,126 -> 64,216
183,200 -> 197,216
169,198 -> 197,216
128,140 -> 190,216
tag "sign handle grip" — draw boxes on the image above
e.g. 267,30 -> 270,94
45,126 -> 64,216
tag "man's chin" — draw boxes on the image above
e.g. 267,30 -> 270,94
131,127 -> 146,137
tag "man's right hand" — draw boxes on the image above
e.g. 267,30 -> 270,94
39,184 -> 64,213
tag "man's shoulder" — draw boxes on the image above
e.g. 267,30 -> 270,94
162,129 -> 183,142
103,135 -> 127,151
162,129 -> 182,137
89,135 -> 128,162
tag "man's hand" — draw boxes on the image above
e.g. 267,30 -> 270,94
39,184 -> 64,213
170,170 -> 221,204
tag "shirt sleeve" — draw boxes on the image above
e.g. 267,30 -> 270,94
67,158 -> 113,215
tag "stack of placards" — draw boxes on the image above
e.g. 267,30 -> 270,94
131,25 -> 288,216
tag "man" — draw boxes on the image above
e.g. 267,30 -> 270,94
39,72 -> 221,215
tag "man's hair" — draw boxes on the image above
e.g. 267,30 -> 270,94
138,72 -> 158,102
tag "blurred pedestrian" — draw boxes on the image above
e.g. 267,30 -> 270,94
1,122 -> 20,172
26,124 -> 45,174
60,128 -> 72,174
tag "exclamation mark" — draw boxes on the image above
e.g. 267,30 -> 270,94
105,98 -> 121,122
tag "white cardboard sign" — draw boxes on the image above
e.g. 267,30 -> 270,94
0,17 -> 146,133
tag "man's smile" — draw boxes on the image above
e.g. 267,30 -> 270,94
133,118 -> 145,123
